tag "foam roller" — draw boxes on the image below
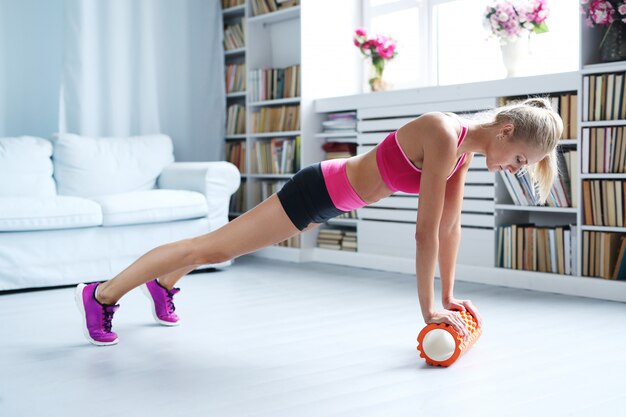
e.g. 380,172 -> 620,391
416,311 -> 482,367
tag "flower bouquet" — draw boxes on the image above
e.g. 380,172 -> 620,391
581,0 -> 626,62
353,28 -> 398,92
484,0 -> 550,76
483,0 -> 550,45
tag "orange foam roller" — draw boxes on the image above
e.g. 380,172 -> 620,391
416,311 -> 482,367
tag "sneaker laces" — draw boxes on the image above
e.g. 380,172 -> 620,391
166,288 -> 180,314
102,305 -> 119,333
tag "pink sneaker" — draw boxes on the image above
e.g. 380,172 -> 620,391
75,283 -> 119,346
141,279 -> 180,326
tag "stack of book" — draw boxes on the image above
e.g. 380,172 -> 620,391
225,63 -> 246,94
317,229 -> 343,250
581,127 -> 626,173
582,72 -> 626,122
251,105 -> 300,133
251,0 -> 299,16
229,181 -> 246,214
249,65 -> 300,101
342,231 -> 357,252
555,93 -> 578,140
253,180 -> 288,202
277,236 -> 300,248
322,112 -> 357,133
335,211 -> 357,220
496,224 -> 576,275
501,94 -> 577,140
222,0 -> 245,8
226,104 -> 246,135
225,141 -> 246,172
499,149 -> 575,207
252,137 -> 299,174
316,229 -> 358,251
322,142 -> 356,160
582,180 -> 626,227
223,19 -> 245,51
582,231 -> 626,280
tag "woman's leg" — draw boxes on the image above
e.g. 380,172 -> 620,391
156,266 -> 197,290
96,194 -> 305,305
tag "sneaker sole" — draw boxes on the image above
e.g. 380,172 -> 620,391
141,284 -> 180,327
74,284 -> 119,346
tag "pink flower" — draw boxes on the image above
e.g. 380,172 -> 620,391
581,0 -> 622,27
353,27 -> 397,63
484,1 -> 547,43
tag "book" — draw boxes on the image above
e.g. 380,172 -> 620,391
570,150 -> 579,207
581,230 -> 591,277
582,76 -> 589,121
570,225 -> 578,276
569,93 -> 578,139
564,227 -> 571,275
614,73 -> 624,120
594,74 -> 603,121
606,73 -> 615,120
560,94 -> 570,139
613,237 -> 626,280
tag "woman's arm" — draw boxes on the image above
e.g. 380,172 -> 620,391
402,114 -> 469,336
437,155 -> 471,302
437,154 -> 483,326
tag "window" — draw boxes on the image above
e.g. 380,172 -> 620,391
365,0 -> 423,90
363,0 -> 580,89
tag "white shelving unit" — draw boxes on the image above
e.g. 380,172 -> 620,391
222,1 -> 247,220
312,69 -> 626,302
222,0 -> 361,255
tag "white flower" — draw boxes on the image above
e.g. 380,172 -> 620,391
498,12 -> 509,21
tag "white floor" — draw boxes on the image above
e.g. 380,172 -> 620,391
1,256 -> 626,417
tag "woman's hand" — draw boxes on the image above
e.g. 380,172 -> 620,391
424,310 -> 471,340
443,297 -> 482,327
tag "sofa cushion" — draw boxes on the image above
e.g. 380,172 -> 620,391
0,136 -> 56,197
52,133 -> 175,197
90,189 -> 209,226
0,196 -> 103,231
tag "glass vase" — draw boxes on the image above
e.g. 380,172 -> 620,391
600,22 -> 626,63
368,58 -> 390,92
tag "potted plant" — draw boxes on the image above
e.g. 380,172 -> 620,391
484,0 -> 550,77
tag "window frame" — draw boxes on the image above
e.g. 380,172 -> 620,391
363,0 -> 579,88
362,0 -> 460,87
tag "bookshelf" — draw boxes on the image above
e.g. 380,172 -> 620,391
222,0 -> 247,219
222,0 -> 361,254
579,58 -> 626,282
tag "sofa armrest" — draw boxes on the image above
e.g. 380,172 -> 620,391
157,161 -> 241,206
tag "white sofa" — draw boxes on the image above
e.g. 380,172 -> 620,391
0,134 -> 240,291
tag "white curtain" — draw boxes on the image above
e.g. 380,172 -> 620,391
0,0 -> 64,138
59,0 -> 225,161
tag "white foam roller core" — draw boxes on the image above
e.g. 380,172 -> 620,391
422,329 -> 455,361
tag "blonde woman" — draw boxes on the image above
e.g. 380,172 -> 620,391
76,98 -> 562,346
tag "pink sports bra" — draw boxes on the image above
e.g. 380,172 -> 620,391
375,118 -> 468,194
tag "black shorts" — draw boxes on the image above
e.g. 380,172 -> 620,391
277,163 -> 345,231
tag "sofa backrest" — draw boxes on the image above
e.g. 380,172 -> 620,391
52,133 -> 175,197
0,136 -> 57,197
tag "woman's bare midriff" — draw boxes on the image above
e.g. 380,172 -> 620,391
345,149 -> 393,205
